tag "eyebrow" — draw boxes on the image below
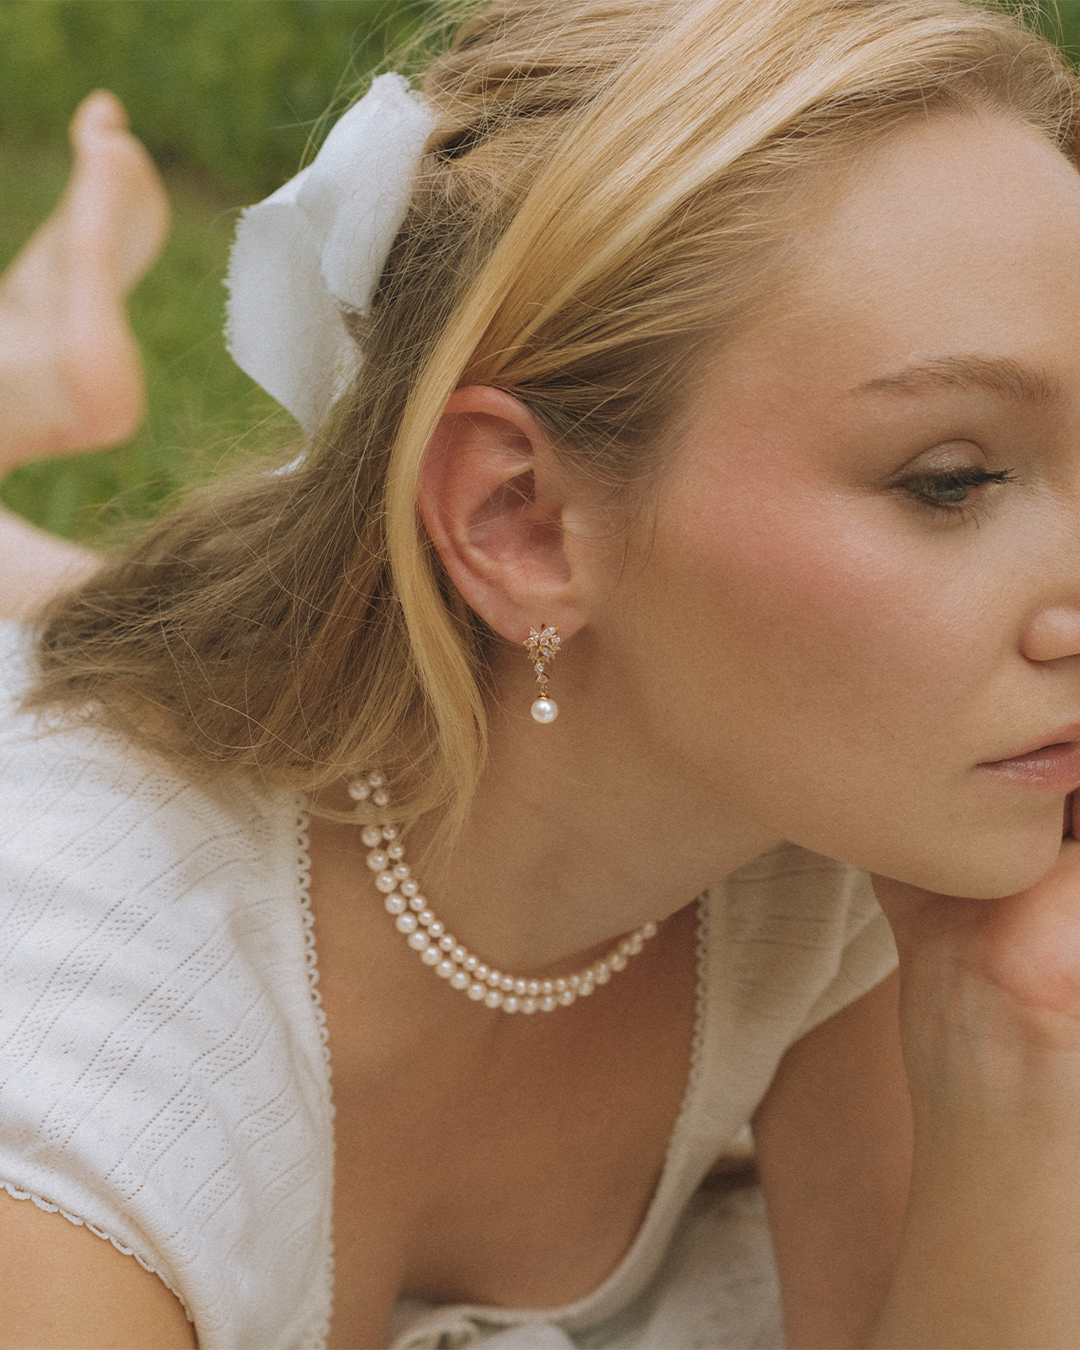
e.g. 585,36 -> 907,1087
851,355 -> 1062,406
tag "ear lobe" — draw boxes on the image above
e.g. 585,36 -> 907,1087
417,386 -> 589,643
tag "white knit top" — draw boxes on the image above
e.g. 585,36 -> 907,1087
0,623 -> 898,1350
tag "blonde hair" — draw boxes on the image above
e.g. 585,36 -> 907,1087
27,0 -> 1080,838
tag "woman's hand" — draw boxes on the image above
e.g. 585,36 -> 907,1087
0,89 -> 169,471
866,833 -> 1080,1348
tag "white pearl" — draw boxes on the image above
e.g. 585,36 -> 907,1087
418,910 -> 434,927
484,989 -> 504,1009
439,935 -> 455,952
593,962 -> 611,984
568,975 -> 580,990
610,952 -> 628,971
643,922 -> 658,939
411,898 -> 427,914
554,978 -> 567,993
513,978 -> 527,997
366,850 -> 388,871
464,955 -> 478,972
452,946 -> 467,964
530,697 -> 558,724
421,946 -> 441,966
408,932 -> 430,951
381,824 -> 398,841
628,935 -> 644,954
474,964 -> 489,981
367,771 -> 385,788
375,872 -> 397,893
400,880 -> 418,898
502,996 -> 519,1014
387,843 -> 405,861
395,913 -> 418,934
527,981 -> 541,997
540,995 -> 557,1012
521,998 -> 537,1014
436,960 -> 455,979
392,864 -> 410,881
372,789 -> 389,806
486,971 -> 502,987
468,982 -> 487,1000
385,894 -> 406,915
427,920 -> 444,938
558,989 -> 576,1006
361,825 -> 383,847
578,979 -> 595,997
348,781 -> 370,801
450,970 -> 470,990
499,976 -> 514,993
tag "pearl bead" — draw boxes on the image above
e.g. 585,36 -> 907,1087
499,976 -> 514,993
610,952 -> 628,971
450,970 -> 470,990
521,998 -> 537,1014
421,946 -> 441,966
464,956 -> 478,972
484,989 -> 504,1009
436,960 -> 454,979
502,996 -> 519,1014
381,825 -> 398,841
513,978 -> 527,997
366,850 -> 387,871
530,697 -> 558,724
375,872 -> 397,893
348,781 -> 370,801
361,825 -> 383,847
540,995 -> 557,1012
439,935 -> 455,952
468,982 -> 487,1000
452,946 -> 467,964
593,962 -> 611,984
367,771 -> 385,788
486,971 -> 502,987
568,975 -> 580,990
372,789 -> 389,806
395,913 -> 418,934
427,920 -> 444,938
554,979 -> 567,993
558,989 -> 576,1006
578,979 -> 595,997
387,843 -> 405,861
643,922 -> 658,939
527,981 -> 541,997
408,932 -> 430,951
474,965 -> 489,981
418,910 -> 434,927
392,863 -> 410,881
411,899 -> 428,916
385,894 -> 406,915
400,880 -> 418,898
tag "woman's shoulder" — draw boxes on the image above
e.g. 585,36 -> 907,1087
0,624 -> 334,1348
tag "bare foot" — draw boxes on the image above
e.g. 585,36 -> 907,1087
0,90 -> 170,471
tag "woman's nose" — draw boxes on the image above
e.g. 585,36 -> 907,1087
1020,606 -> 1080,663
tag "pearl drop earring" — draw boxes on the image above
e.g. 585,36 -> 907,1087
525,624 -> 560,723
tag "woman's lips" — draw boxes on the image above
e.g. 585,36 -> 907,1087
978,735 -> 1080,790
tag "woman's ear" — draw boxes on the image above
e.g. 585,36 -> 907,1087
417,386 -> 599,643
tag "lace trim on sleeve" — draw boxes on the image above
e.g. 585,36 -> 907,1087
0,1180 -> 195,1324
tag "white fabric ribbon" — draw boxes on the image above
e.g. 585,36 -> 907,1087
225,73 -> 437,434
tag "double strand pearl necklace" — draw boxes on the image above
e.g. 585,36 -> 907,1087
347,770 -> 658,1014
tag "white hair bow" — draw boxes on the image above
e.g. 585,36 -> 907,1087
225,73 -> 437,435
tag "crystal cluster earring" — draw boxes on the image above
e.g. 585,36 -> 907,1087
525,624 -> 560,723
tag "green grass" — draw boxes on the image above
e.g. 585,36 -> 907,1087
0,144 -> 298,544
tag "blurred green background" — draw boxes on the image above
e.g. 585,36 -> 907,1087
0,0 -> 1078,545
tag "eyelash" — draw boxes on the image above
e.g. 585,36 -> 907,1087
902,466 -> 1017,520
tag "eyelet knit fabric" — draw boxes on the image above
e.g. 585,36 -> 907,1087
0,623 -> 897,1349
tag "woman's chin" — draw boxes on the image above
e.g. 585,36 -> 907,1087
878,818 -> 1067,900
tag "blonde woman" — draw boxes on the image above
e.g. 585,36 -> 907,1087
3,2 -> 1080,1347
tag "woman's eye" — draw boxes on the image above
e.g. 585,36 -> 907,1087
902,465 -> 1017,512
